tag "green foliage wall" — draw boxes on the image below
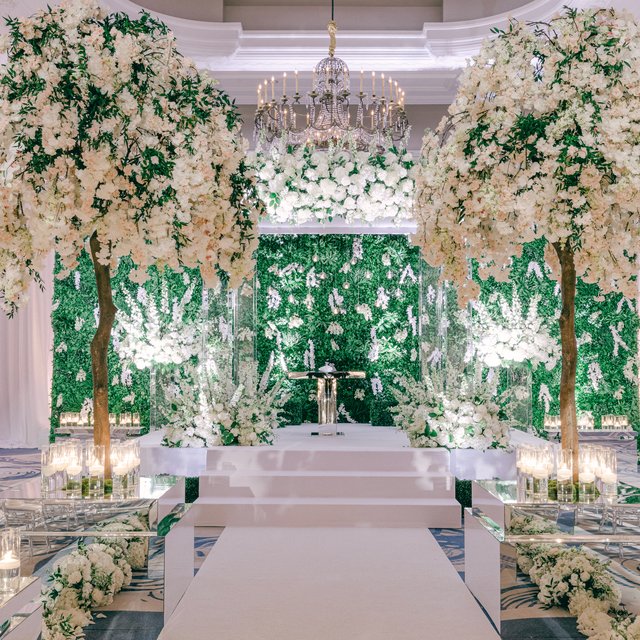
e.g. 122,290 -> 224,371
51,236 -> 638,434
50,253 -> 202,437
255,235 -> 422,425
472,240 -> 639,431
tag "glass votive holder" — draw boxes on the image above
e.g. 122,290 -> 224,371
532,472 -> 549,503
0,529 -> 21,594
556,450 -> 574,504
50,445 -> 68,492
579,470 -> 597,503
41,449 -> 56,497
65,462 -> 83,499
85,445 -> 105,499
111,467 -> 128,500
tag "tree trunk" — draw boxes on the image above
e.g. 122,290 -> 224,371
553,241 -> 579,481
89,232 -> 116,478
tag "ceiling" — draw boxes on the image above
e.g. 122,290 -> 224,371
129,0 -> 540,28
2,0 -> 637,120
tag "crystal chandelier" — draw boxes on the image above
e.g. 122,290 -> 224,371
254,2 -> 410,152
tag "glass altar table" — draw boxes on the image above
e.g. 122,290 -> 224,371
288,370 -> 366,435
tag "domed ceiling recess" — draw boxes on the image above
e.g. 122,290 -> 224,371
3,0 -> 623,108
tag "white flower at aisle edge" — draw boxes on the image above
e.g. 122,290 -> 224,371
464,290 -> 560,370
251,143 -> 414,225
42,511 -> 149,640
113,279 -> 201,369
391,367 -> 509,450
507,514 -> 640,640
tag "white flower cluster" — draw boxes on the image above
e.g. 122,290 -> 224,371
391,369 -> 509,450
0,0 -> 259,316
42,511 -> 149,640
162,359 -> 289,448
252,144 -> 413,225
465,291 -> 560,370
413,8 -> 640,306
114,280 -> 201,369
509,514 -> 639,640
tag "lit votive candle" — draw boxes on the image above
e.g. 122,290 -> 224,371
0,551 -> 20,593
579,470 -> 595,484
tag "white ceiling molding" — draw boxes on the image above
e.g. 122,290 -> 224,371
1,0 -> 629,105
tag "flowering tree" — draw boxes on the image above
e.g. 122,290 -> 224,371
414,8 -> 640,475
0,0 -> 260,469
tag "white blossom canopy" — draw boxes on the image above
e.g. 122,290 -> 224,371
0,0 -> 260,315
413,8 -> 640,305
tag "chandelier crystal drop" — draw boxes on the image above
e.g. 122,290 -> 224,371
254,16 -> 410,151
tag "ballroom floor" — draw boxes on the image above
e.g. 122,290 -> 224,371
0,446 -> 594,640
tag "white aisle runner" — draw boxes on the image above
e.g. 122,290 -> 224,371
160,526 -> 499,640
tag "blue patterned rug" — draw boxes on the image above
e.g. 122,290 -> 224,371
0,448 -> 40,490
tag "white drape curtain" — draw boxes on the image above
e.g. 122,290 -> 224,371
0,254 -> 53,447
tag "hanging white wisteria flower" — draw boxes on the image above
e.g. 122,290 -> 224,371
464,290 -> 560,370
391,367 -> 509,450
252,144 -> 413,225
113,280 -> 201,369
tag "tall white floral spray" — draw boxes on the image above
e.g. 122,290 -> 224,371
0,0 -> 261,468
414,8 -> 640,476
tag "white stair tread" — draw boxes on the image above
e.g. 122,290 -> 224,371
200,469 -> 454,478
197,496 -> 459,506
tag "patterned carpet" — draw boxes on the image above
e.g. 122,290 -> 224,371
0,447 -> 41,491
0,449 -> 632,640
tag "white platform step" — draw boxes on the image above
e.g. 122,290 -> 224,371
199,470 -> 455,499
205,448 -> 450,473
194,496 -> 461,528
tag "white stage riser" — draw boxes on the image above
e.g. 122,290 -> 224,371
199,471 -> 455,499
193,498 -> 461,528
205,448 -> 450,473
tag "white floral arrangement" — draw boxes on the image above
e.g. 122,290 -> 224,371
252,143 -> 413,225
390,367 -> 510,450
465,290 -> 560,370
0,0 -> 260,316
162,356 -> 289,448
113,277 -> 201,369
42,511 -> 149,640
509,513 -> 640,640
